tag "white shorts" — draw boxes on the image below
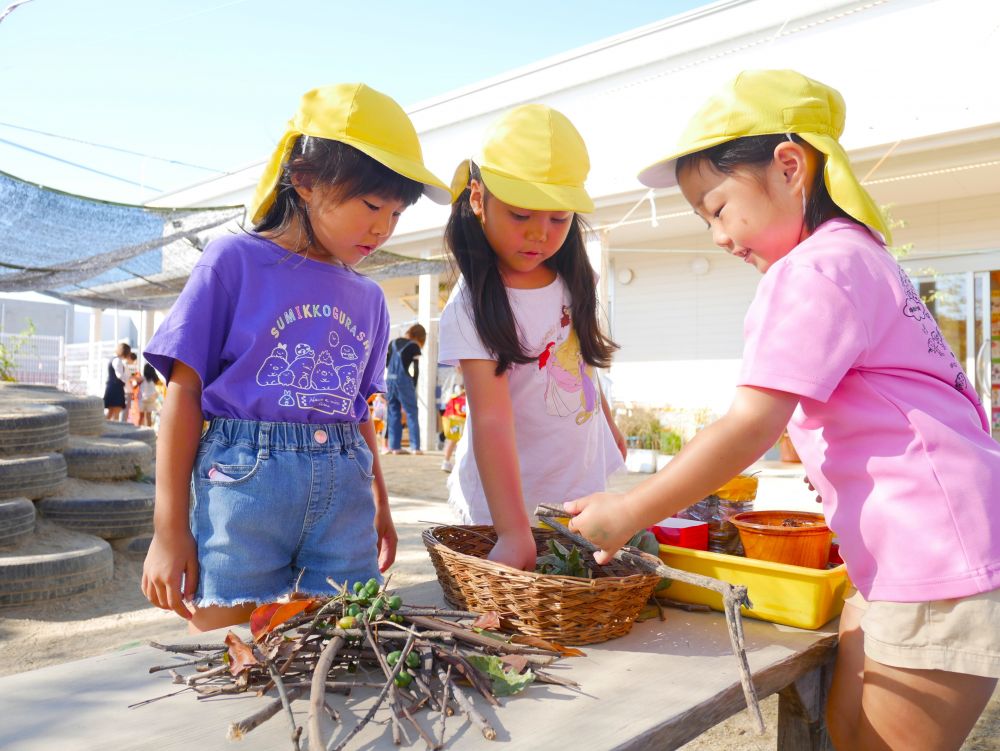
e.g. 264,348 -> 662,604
845,587 -> 1000,678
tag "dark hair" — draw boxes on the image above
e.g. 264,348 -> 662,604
253,136 -> 425,246
675,134 -> 857,233
444,164 -> 618,375
143,363 -> 159,383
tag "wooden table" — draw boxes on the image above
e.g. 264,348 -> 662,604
0,580 -> 837,751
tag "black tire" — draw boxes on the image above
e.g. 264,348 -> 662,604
0,404 -> 70,456
111,534 -> 153,555
0,387 -> 104,436
0,524 -> 113,607
0,498 -> 36,548
100,421 -> 156,449
62,436 -> 153,481
37,483 -> 154,539
0,453 -> 67,500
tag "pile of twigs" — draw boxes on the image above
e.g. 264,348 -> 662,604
142,580 -> 580,751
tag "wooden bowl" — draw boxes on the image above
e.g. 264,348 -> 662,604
729,511 -> 832,569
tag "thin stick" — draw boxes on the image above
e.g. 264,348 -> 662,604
436,667 -> 496,741
436,665 -> 452,748
148,653 -> 222,673
534,506 -> 765,734
266,660 -> 302,750
307,635 -> 345,751
229,686 -> 307,740
149,641 -> 226,653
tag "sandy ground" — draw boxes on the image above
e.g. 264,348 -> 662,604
1,452 -> 996,749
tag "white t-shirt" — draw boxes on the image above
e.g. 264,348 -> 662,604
438,275 -> 624,524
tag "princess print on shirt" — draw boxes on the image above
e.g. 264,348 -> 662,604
537,305 -> 598,425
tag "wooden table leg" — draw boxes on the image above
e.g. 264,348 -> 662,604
777,652 -> 835,751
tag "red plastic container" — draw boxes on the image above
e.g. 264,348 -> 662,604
649,518 -> 709,550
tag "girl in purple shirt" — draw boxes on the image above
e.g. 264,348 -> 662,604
566,70 -> 1000,750
141,83 -> 448,633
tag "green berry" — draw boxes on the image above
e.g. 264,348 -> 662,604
405,652 -> 420,669
347,603 -> 362,617
386,650 -> 402,667
387,595 -> 403,611
394,671 -> 413,688
352,581 -> 364,594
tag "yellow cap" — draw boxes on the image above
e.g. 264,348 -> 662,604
249,83 -> 450,223
450,104 -> 594,213
637,70 -> 890,242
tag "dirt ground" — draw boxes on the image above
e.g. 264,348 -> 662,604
0,452 -> 996,750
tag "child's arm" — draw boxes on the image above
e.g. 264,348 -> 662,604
141,360 -> 204,619
358,410 -> 397,572
565,386 -> 798,564
598,379 -> 627,460
461,359 -> 538,571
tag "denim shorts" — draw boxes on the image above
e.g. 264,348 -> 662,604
190,418 -> 380,607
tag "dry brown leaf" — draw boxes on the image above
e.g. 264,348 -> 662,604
224,631 -> 259,676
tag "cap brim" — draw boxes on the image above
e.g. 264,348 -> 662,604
480,166 -> 594,213
337,135 -> 451,205
636,134 -> 739,188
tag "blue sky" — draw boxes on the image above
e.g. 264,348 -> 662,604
0,1 -> 709,205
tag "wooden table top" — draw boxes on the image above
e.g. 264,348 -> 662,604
0,579 -> 837,751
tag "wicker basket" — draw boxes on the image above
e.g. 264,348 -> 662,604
422,525 -> 662,645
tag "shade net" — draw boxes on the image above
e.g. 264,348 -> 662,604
0,170 -> 447,310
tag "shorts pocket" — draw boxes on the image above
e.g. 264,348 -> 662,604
350,443 -> 375,481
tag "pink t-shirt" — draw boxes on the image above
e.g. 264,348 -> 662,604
739,219 -> 1000,602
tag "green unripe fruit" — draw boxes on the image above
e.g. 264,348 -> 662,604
353,581 -> 364,594
390,614 -> 404,624
394,671 -> 413,688
386,650 -> 402,666
405,652 -> 420,669
387,595 -> 403,610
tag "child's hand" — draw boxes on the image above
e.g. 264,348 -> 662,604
141,529 -> 198,620
488,528 -> 538,571
803,475 -> 822,504
563,492 -> 636,565
374,506 -> 398,572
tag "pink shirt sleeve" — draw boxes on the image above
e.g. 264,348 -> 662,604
738,262 -> 868,402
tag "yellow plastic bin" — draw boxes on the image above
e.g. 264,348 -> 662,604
658,543 -> 850,630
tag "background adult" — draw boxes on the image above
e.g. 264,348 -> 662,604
384,323 -> 425,454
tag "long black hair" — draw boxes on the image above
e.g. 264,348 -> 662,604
444,163 -> 618,376
675,134 -> 858,234
253,136 -> 424,247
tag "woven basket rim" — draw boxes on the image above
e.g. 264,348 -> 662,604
423,524 -> 660,585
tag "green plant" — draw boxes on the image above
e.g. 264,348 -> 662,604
535,539 -> 592,578
0,320 -> 36,382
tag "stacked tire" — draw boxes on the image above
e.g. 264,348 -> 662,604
0,385 -> 155,607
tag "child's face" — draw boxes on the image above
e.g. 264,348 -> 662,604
678,156 -> 806,274
296,183 -> 408,266
469,180 -> 573,288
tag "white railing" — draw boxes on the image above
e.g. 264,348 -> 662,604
64,340 -> 120,396
0,333 -> 64,386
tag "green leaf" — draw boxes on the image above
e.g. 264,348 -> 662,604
466,654 -> 535,697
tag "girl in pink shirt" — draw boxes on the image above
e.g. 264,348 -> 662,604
566,70 -> 1000,750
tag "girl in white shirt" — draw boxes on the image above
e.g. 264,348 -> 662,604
438,104 -> 626,571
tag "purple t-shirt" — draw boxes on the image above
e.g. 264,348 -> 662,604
145,233 -> 389,424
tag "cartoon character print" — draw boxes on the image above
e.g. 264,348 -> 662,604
340,345 -> 358,362
537,306 -> 597,424
286,343 -> 316,389
257,343 -> 289,386
278,390 -> 295,407
955,372 -> 968,393
309,350 -> 341,391
927,329 -> 948,357
336,364 -> 359,398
